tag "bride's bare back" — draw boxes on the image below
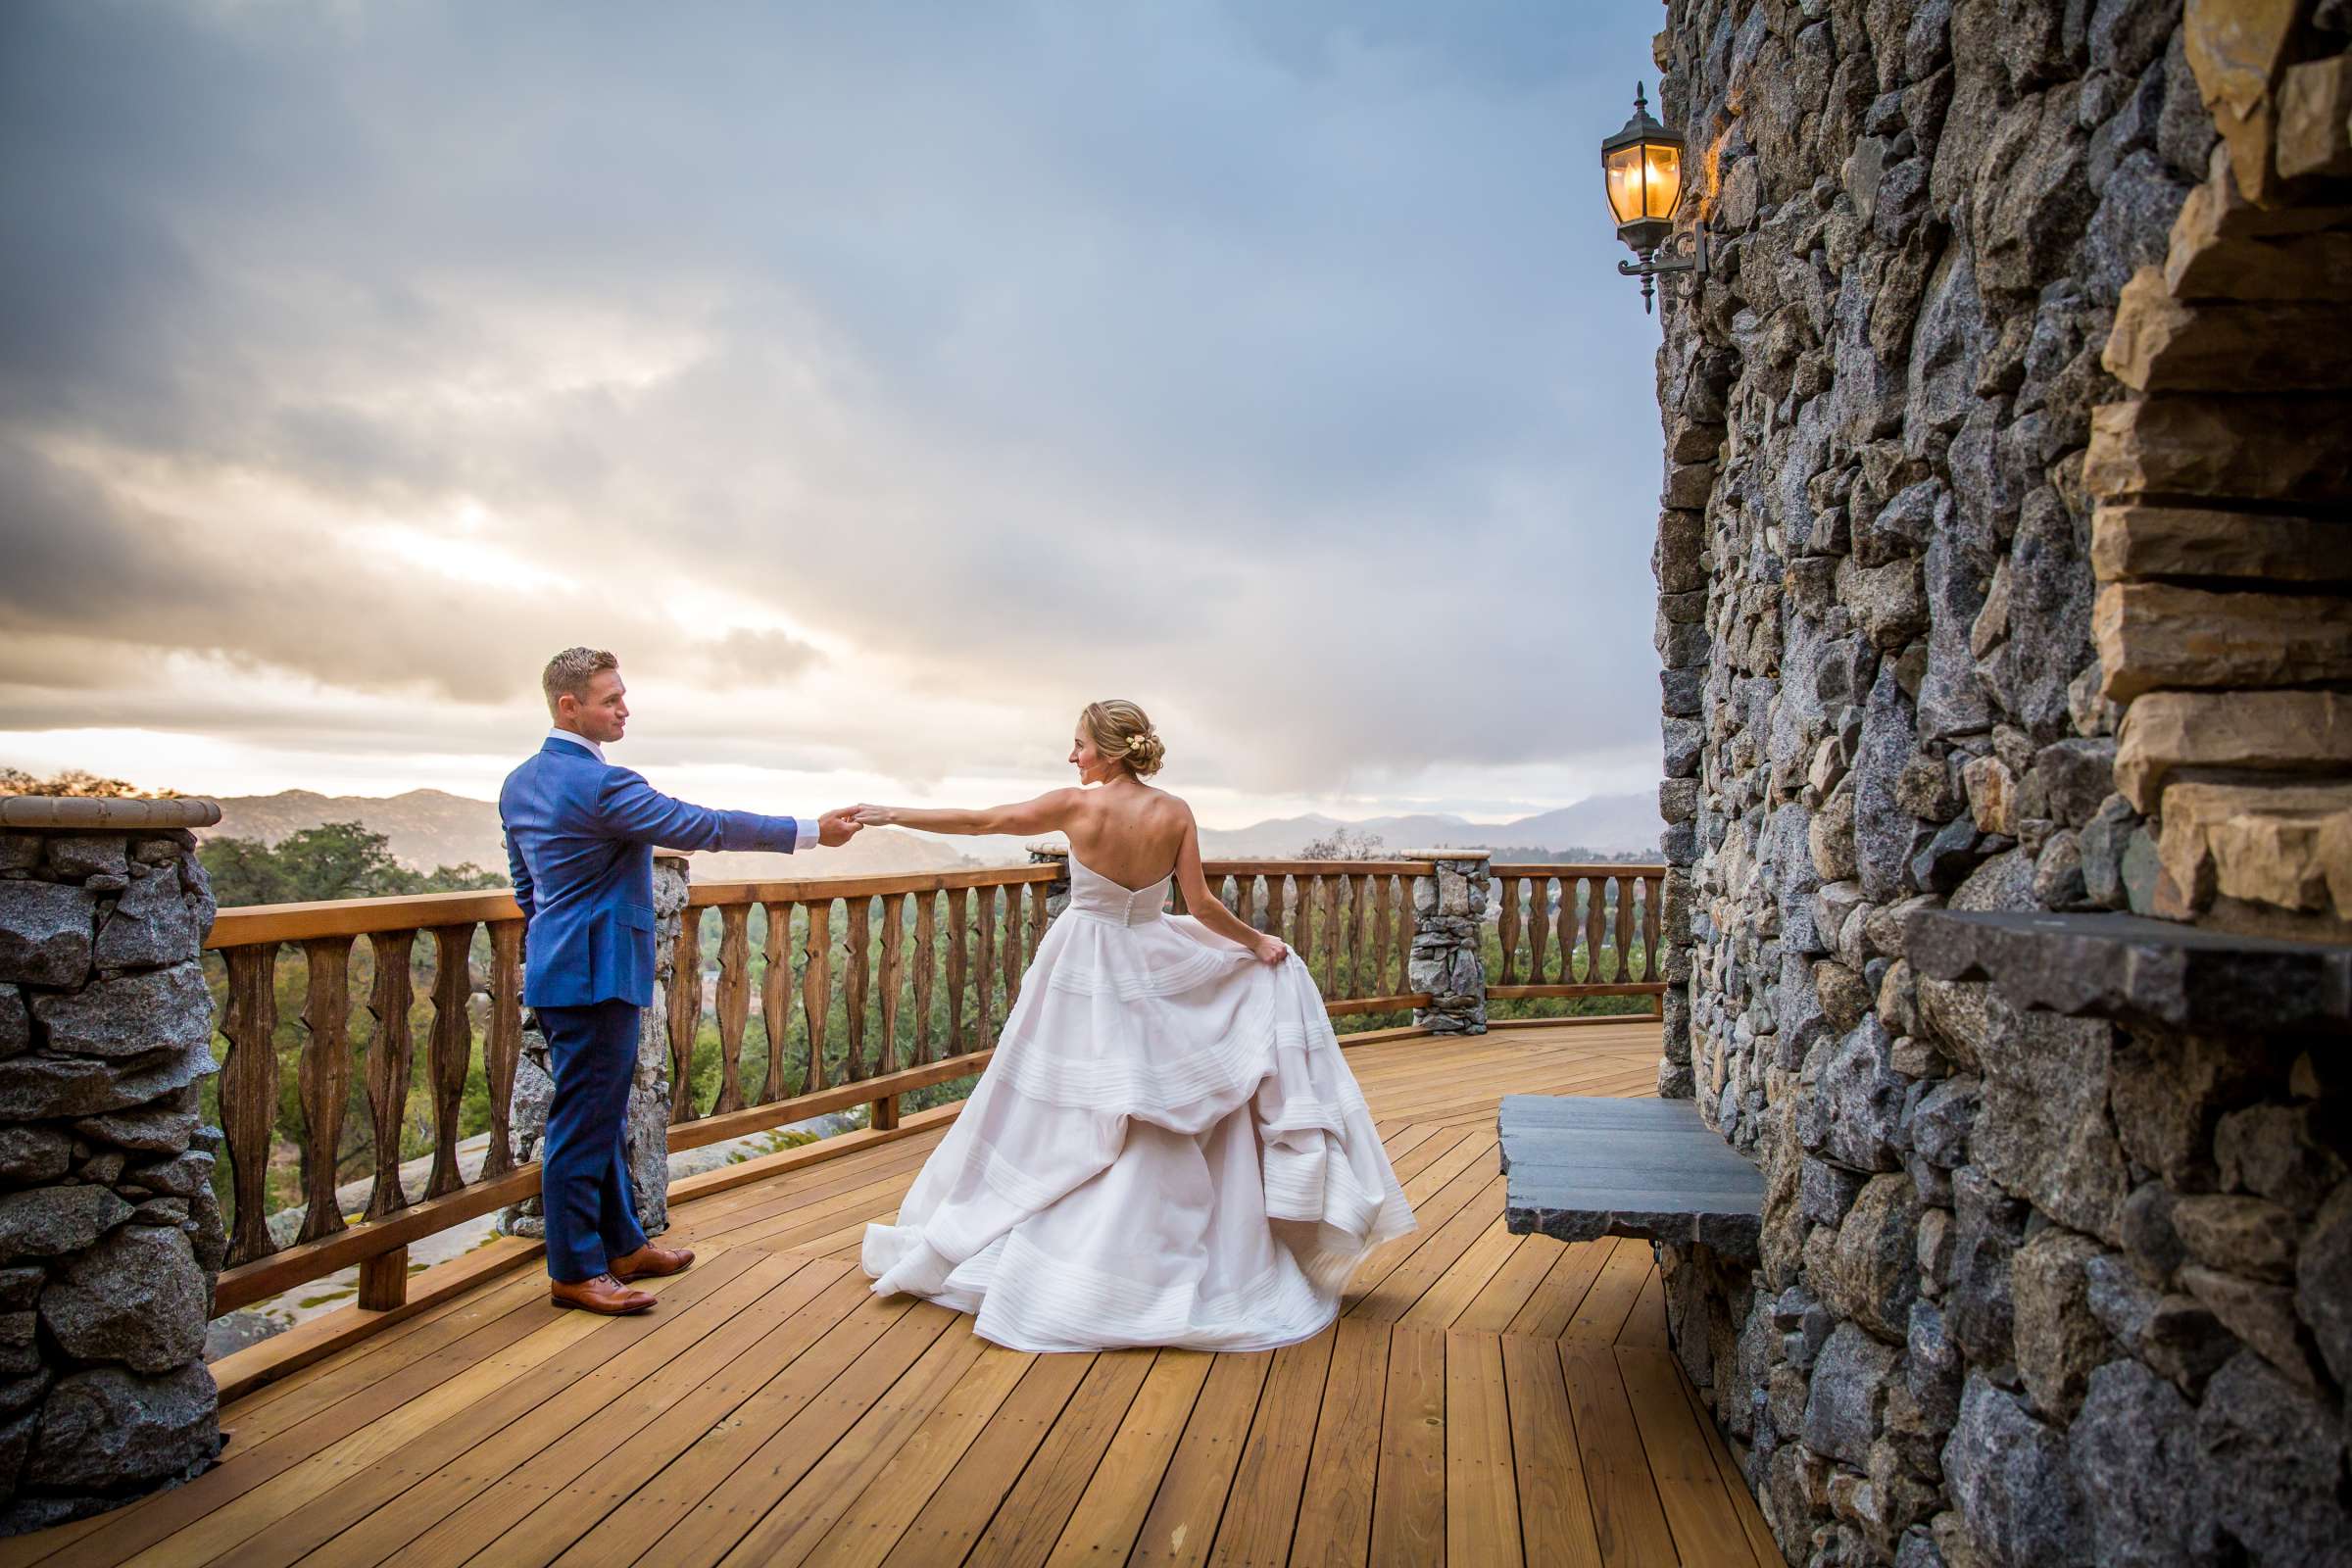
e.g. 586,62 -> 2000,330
1059,780 -> 1191,890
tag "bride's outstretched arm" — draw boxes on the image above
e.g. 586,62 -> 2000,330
851,790 -> 1084,837
1174,814 -> 1289,962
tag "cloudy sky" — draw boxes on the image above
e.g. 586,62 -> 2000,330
1,0 -> 1669,829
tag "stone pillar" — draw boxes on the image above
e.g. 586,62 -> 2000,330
0,797 -> 226,1535
503,853 -> 686,1244
1028,844 -> 1072,918
1409,851 -> 1490,1035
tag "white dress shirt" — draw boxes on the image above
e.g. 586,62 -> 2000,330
546,728 -> 819,851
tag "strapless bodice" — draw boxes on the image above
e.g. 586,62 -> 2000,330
1065,853 -> 1172,927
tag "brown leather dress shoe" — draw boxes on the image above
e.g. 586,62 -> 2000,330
610,1243 -> 695,1283
549,1273 -> 657,1315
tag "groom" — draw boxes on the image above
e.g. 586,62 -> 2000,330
502,646 -> 860,1314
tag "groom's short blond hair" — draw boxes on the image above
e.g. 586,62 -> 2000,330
542,647 -> 618,717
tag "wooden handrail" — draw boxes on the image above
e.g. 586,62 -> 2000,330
1488,861 -> 1667,878
206,889 -> 520,949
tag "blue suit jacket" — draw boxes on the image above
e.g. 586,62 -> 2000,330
500,738 -> 802,1008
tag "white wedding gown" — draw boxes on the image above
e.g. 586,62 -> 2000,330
860,854 -> 1417,1352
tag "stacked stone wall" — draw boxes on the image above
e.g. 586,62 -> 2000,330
0,811 -> 225,1534
1646,1 -> 2352,1563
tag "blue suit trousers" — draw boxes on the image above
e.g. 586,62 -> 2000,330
537,1000 -> 652,1283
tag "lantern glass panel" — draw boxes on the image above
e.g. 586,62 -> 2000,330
1605,139 -> 1682,226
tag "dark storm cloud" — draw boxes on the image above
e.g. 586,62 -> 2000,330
0,0 -> 1669,793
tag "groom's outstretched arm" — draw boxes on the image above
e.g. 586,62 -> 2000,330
595,768 -> 807,854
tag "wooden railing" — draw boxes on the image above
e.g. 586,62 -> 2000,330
1486,863 -> 1666,1003
200,865 -> 1055,1317
199,854 -> 1665,1320
1189,859 -> 1432,1015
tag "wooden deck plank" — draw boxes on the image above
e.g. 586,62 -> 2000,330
1350,1172 -> 1509,1323
1565,1240 -> 1656,1345
1204,1328 -> 1336,1568
1444,1331 -> 1521,1568
1450,1235 -> 1568,1334
1040,1349 -> 1215,1566
1673,1355 -> 1782,1568
290,1250 -> 802,1568
711,1323 -> 1000,1566
1130,1349 -> 1275,1567
874,1351 -> 1098,1568
1397,1213 -> 1520,1329
547,1279 -> 921,1567
1505,1240 -> 1611,1339
1288,1317 -> 1389,1568
427,1257 -> 858,1567
624,1301 -> 962,1564
1616,1348 -> 1764,1568
1557,1343 -> 1679,1568
962,1348 -> 1156,1568
1499,1335 -> 1603,1568
68,1261 -> 705,1568
1368,1326 -> 1444,1568
794,1338 -> 1040,1567
1617,1269 -> 1671,1349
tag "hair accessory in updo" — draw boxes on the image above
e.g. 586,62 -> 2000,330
1081,700 -> 1166,779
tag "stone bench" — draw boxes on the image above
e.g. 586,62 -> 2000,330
1498,1094 -> 1765,1262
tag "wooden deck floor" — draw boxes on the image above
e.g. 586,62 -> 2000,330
6,1020 -> 1773,1568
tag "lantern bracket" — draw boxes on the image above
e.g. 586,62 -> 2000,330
1616,221 -> 1710,315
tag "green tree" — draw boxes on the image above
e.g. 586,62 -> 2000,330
199,820 -> 501,906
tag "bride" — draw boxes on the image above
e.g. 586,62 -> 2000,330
852,701 -> 1416,1353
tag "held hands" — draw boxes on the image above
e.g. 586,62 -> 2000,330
816,808 -> 865,848
850,805 -> 898,827
1254,934 -> 1290,965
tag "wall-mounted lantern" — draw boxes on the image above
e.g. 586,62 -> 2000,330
1603,83 -> 1707,314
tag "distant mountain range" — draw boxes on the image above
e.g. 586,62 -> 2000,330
1192,796 -> 1658,858
201,787 -> 1659,879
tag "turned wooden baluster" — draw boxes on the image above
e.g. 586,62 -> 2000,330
1169,877 -> 1189,917
759,903 -> 792,1101
1615,873 -> 1637,983
1319,877 -> 1343,998
879,892 -> 906,1077
946,887 -> 969,1055
1031,880 -> 1053,959
1556,876 -> 1578,983
975,885 -> 997,1044
1587,875 -> 1607,985
1643,874 -> 1664,980
802,901 -> 832,1094
482,922 -> 522,1179
1002,881 -> 1024,1008
844,897 -> 871,1082
364,930 -> 416,1220
1497,875 -> 1521,986
1369,875 -> 1392,995
1400,878 -> 1419,981
710,904 -> 751,1115
220,943 -> 279,1267
1288,876 -> 1311,973
422,924 -> 473,1201
296,937 -> 352,1244
668,910 -> 702,1123
912,892 -> 937,1067
1524,878 -> 1547,984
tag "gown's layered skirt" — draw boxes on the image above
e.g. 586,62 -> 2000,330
860,904 -> 1417,1352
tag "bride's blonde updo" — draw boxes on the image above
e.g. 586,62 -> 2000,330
1080,700 -> 1166,779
